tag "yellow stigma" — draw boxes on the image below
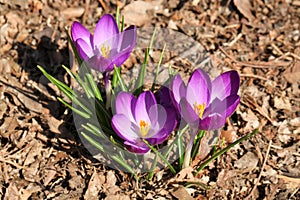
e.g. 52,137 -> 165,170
193,102 -> 206,119
100,44 -> 110,58
139,120 -> 150,137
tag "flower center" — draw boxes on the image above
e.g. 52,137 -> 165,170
193,102 -> 206,119
100,44 -> 110,58
139,120 -> 150,137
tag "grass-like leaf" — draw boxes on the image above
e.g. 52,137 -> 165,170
37,65 -> 74,97
57,97 -> 90,119
151,43 -> 166,91
191,130 -> 205,160
85,73 -> 103,101
112,67 -> 121,89
143,139 -> 176,174
65,27 -> 83,65
113,65 -> 128,92
134,28 -> 156,96
195,129 -> 259,174
81,131 -> 137,176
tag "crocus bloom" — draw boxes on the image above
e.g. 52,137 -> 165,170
111,91 -> 177,154
170,69 -> 240,130
71,14 -> 136,73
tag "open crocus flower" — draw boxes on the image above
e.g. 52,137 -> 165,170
71,14 -> 136,73
111,91 -> 177,154
170,69 -> 240,130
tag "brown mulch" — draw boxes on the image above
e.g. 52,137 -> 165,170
0,0 -> 299,199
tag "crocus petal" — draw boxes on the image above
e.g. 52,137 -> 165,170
86,55 -> 111,72
211,70 -> 240,101
134,91 -> 156,125
115,92 -> 136,122
204,95 -> 240,118
170,74 -> 186,111
111,114 -> 139,142
179,98 -> 200,125
147,105 -> 167,137
124,140 -> 150,154
186,69 -> 211,107
93,14 -> 119,49
71,21 -> 93,45
148,107 -> 177,142
75,38 -> 94,60
160,106 -> 177,132
148,104 -> 160,127
155,86 -> 172,107
119,25 -> 136,52
146,128 -> 169,145
199,113 -> 226,130
224,95 -> 240,117
106,50 -> 133,71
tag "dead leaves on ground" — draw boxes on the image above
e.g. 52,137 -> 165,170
0,0 -> 300,199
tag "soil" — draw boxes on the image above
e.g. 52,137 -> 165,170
0,0 -> 299,199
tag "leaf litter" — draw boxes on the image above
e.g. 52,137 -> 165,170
0,0 -> 299,199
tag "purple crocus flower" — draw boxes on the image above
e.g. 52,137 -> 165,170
71,14 -> 136,73
111,91 -> 177,154
170,69 -> 240,130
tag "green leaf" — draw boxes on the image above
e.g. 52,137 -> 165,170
112,67 -> 121,89
151,43 -> 166,91
164,125 -> 189,166
85,73 -> 103,101
143,139 -> 176,174
191,130 -> 205,160
121,15 -> 125,32
65,27 -> 83,65
37,65 -> 75,98
81,131 -> 137,176
57,97 -> 90,119
147,152 -> 158,181
116,7 -> 120,30
113,65 -> 128,92
134,28 -> 156,96
195,129 -> 259,174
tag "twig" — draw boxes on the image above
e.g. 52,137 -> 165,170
224,33 -> 243,47
98,0 -> 108,12
277,175 -> 300,184
240,74 -> 269,81
290,188 -> 299,199
219,47 -> 291,68
245,139 -> 272,200
82,0 -> 90,25
0,157 -> 24,169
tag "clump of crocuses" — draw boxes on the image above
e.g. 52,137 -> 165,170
71,14 -> 136,73
38,11 -> 249,175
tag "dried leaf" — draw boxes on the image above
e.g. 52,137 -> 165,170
84,169 -> 102,200
233,0 -> 255,21
61,7 -> 85,19
283,60 -> 300,84
122,0 -> 163,26
172,186 -> 194,200
274,96 -> 292,111
0,100 -> 8,119
234,152 -> 258,171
